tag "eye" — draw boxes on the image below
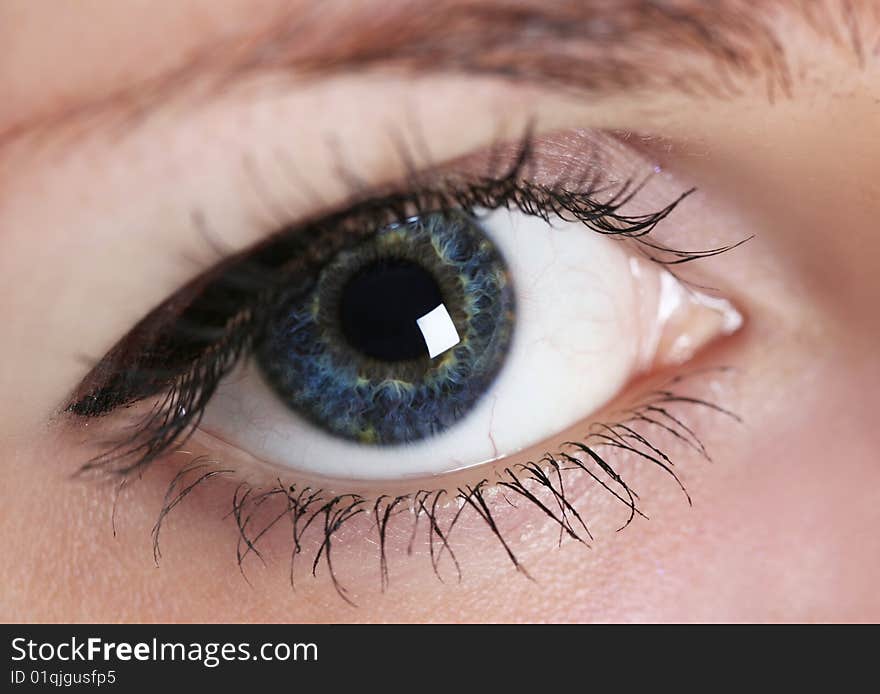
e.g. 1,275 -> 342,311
203,202 -> 739,480
69,130 -> 745,498
64,128 -> 750,598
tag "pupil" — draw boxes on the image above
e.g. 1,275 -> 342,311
339,258 -> 444,362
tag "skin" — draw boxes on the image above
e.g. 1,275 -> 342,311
1,1 -> 878,623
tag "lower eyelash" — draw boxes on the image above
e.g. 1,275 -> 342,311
142,368 -> 740,604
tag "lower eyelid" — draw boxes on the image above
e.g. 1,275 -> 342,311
130,363 -> 740,599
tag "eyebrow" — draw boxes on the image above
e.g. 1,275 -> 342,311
0,0 -> 866,148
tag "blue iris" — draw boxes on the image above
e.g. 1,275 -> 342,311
256,211 -> 515,445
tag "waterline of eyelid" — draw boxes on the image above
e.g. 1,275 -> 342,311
630,256 -> 742,372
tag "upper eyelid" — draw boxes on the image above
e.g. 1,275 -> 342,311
63,126 -> 731,415
0,78 -> 552,423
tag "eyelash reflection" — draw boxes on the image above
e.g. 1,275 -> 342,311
67,131 -> 744,597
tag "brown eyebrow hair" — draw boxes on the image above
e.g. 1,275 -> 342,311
0,0 -> 871,149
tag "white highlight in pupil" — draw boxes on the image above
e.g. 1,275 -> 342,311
416,304 -> 461,359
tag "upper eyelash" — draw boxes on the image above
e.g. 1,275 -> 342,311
68,130 -> 741,481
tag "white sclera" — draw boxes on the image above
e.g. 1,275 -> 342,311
417,304 -> 461,359
203,209 -> 661,480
